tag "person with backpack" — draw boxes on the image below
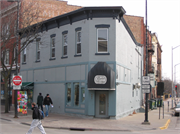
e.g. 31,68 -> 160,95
37,93 -> 44,111
43,94 -> 53,117
26,102 -> 46,134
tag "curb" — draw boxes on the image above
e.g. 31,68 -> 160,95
21,122 -> 132,132
159,119 -> 171,130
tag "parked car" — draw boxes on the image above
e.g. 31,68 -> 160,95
174,104 -> 180,116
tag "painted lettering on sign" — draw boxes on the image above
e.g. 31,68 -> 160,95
94,75 -> 107,84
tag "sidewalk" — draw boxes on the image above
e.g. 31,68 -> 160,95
0,98 -> 174,132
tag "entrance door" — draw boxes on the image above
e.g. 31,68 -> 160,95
95,91 -> 108,118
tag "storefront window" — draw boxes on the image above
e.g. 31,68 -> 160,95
74,83 -> 79,106
81,87 -> 85,103
66,83 -> 71,107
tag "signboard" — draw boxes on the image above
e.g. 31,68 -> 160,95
142,85 -> 150,89
13,75 -> 22,90
142,89 -> 150,93
94,75 -> 107,84
142,76 -> 150,84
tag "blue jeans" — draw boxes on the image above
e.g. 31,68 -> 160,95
45,105 -> 49,117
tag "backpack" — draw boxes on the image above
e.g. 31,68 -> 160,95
38,109 -> 44,120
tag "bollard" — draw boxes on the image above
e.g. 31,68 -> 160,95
168,101 -> 169,112
163,102 -> 164,119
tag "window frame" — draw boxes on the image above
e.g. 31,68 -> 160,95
36,40 -> 40,61
76,31 -> 82,55
50,37 -> 55,59
97,28 -> 108,53
2,50 -> 10,65
22,47 -> 26,63
62,34 -> 68,57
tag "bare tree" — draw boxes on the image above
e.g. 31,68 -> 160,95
1,0 -> 44,113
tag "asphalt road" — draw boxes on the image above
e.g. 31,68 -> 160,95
0,118 -> 180,134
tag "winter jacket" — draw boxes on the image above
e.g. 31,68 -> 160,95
32,106 -> 40,119
37,95 -> 43,105
43,96 -> 53,106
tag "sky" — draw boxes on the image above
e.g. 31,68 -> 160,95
66,0 -> 180,81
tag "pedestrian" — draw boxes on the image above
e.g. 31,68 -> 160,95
37,93 -> 43,111
26,102 -> 46,134
43,94 -> 53,117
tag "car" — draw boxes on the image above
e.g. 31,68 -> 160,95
174,104 -> 180,116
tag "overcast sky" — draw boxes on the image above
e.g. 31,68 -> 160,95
66,0 -> 180,81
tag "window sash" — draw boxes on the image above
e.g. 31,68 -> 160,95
76,31 -> 81,54
23,48 -> 26,63
51,37 -> 55,58
66,83 -> 72,107
63,34 -> 68,56
97,29 -> 108,53
36,41 -> 40,60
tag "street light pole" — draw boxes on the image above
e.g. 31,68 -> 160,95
142,0 -> 150,125
171,45 -> 180,109
174,63 -> 180,98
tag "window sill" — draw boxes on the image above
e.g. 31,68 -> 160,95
95,53 -> 110,55
49,58 -> 56,61
61,56 -> 68,59
35,60 -> 41,63
22,62 -> 26,65
74,54 -> 82,57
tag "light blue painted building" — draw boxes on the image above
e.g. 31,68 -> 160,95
20,7 -> 143,119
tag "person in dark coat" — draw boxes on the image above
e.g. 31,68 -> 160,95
37,93 -> 43,111
43,94 -> 53,117
26,102 -> 46,134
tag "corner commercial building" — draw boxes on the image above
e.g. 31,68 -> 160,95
20,7 -> 143,119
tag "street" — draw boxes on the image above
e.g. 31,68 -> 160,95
0,117 -> 180,134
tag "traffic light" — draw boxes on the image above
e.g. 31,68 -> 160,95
175,85 -> 177,91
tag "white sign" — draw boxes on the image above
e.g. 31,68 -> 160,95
13,75 -> 22,90
142,89 -> 150,93
94,75 -> 107,84
142,76 -> 150,83
142,85 -> 150,89
142,81 -> 150,85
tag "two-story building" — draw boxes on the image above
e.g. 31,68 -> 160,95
20,7 -> 143,119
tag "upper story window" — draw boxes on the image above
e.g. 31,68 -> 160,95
75,27 -> 82,56
36,39 -> 40,61
95,24 -> 110,54
22,48 -> 26,63
13,48 -> 16,64
1,50 -> 9,65
50,34 -> 56,59
97,29 -> 108,52
62,31 -> 68,57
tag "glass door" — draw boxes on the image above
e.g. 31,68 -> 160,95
95,91 -> 108,118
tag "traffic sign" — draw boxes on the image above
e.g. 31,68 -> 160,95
142,89 -> 150,93
142,76 -> 150,84
13,75 -> 22,90
142,85 -> 150,89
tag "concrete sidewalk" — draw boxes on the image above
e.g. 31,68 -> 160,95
0,99 -> 174,132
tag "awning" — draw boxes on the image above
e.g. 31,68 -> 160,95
11,82 -> 34,90
21,82 -> 34,90
88,62 -> 115,90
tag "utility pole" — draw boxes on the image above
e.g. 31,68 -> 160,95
142,0 -> 150,125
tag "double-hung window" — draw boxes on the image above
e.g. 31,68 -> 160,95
13,48 -> 16,64
95,24 -> 110,54
36,40 -> 40,61
75,27 -> 82,56
62,31 -> 68,57
51,37 -> 55,58
97,29 -> 108,52
2,50 -> 9,65
22,48 -> 26,63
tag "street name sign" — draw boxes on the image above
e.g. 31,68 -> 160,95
13,75 -> 22,90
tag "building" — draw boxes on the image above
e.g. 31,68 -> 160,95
0,0 -> 81,106
20,7 -> 143,119
124,15 -> 160,102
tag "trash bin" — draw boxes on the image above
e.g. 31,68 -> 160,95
152,100 -> 155,109
154,99 -> 157,109
157,99 -> 163,107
